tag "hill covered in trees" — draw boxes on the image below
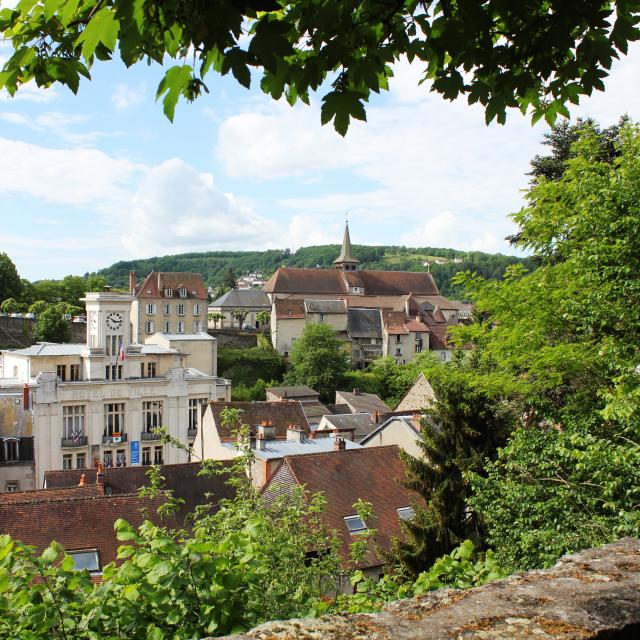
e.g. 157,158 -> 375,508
97,245 -> 534,300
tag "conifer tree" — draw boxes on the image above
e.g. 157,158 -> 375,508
394,371 -> 511,576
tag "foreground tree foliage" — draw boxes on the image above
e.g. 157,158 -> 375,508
1,1 -> 639,133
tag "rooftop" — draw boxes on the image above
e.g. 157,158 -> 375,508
134,271 -> 207,300
265,385 -> 320,400
335,390 -> 391,415
224,435 -> 362,460
209,288 -> 270,308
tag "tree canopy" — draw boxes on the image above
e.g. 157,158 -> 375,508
1,1 -> 639,134
0,253 -> 23,303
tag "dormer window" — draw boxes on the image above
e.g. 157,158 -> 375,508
179,288 -> 187,298
344,515 -> 367,534
165,288 -> 173,297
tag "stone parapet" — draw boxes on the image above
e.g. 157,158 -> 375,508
216,537 -> 640,639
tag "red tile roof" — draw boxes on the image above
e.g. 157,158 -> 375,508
262,446 -> 414,568
274,298 -> 306,319
428,324 -> 450,350
265,268 -> 347,295
134,272 -> 207,300
383,311 -> 409,335
344,270 -> 439,296
0,493 -> 176,568
207,401 -> 310,440
405,319 -> 430,333
0,484 -> 103,504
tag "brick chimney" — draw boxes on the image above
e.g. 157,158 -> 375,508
258,420 -> 276,441
96,462 -> 105,486
256,432 -> 266,451
129,270 -> 136,294
373,410 -> 380,423
78,473 -> 86,487
334,437 -> 346,451
22,384 -> 30,410
286,424 -> 305,443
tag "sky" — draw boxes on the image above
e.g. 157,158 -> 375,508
1,11 -> 640,281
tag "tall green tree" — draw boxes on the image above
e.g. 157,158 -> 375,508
32,304 -> 72,343
393,367 -> 511,576
0,253 -> 22,303
286,324 -> 348,402
2,1 -> 639,133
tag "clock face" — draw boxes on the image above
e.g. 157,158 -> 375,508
106,312 -> 123,331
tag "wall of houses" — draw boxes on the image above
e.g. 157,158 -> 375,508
0,461 -> 35,493
272,317 -> 307,356
132,298 -> 206,341
361,419 -> 423,459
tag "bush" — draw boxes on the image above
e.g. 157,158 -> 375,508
217,347 -> 286,387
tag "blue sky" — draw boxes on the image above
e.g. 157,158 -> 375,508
1,12 -> 640,281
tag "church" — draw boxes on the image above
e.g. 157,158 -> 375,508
264,224 -> 465,364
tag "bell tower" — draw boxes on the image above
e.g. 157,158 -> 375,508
334,221 -> 360,271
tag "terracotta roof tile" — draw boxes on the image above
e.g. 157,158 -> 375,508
265,268 -> 347,295
134,272 -> 207,300
207,401 -> 310,440
0,484 -> 103,504
262,446 -> 414,568
274,298 -> 306,319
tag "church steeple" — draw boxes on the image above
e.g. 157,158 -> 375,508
334,222 -> 360,271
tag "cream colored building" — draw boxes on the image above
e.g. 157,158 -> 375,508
1,291 -> 231,487
360,414 -> 424,459
129,271 -> 208,342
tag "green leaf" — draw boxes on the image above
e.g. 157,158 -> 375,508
156,64 -> 193,121
76,8 -> 120,61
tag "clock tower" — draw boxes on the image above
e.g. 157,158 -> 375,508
82,292 -> 134,380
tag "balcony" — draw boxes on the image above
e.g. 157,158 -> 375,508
102,433 -> 128,445
187,428 -> 198,439
61,436 -> 88,448
141,431 -> 161,441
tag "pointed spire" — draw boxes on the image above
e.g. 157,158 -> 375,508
334,221 -> 360,270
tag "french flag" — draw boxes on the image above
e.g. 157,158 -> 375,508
118,337 -> 125,362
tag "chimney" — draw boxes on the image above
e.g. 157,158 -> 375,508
96,462 -> 105,486
22,384 -> 30,410
257,421 -> 276,441
157,272 -> 162,291
129,270 -> 136,294
78,473 -> 86,487
334,437 -> 346,451
286,424 -> 305,443
353,388 -> 360,395
256,432 -> 266,451
283,390 -> 288,399
373,410 -> 380,423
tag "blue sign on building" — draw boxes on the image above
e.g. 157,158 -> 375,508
131,440 -> 140,465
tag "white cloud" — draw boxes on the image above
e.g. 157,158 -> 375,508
287,214 -> 341,251
122,158 -> 278,256
111,83 -> 145,111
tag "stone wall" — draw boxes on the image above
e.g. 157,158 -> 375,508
207,328 -> 258,349
0,317 -> 85,349
217,538 -> 640,639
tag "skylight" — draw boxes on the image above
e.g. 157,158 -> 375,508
68,549 -> 100,574
397,507 -> 415,521
344,515 -> 367,534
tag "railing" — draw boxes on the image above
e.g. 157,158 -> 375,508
187,428 -> 198,438
102,433 -> 128,445
141,431 -> 161,441
61,436 -> 88,448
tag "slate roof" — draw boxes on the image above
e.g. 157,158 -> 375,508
304,299 -> 347,314
335,390 -> 392,415
266,385 -> 320,400
318,413 -> 380,441
3,343 -> 84,357
224,435 -> 362,460
347,308 -> 382,338
0,493 -> 177,568
207,401 -> 310,440
44,461 -> 237,521
262,446 -> 414,568
134,272 -> 207,300
210,289 -> 270,309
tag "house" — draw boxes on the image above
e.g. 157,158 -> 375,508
264,223 -> 462,362
208,288 -> 271,329
261,446 -> 415,577
396,373 -> 436,412
0,388 -> 34,492
129,271 -> 208,341
265,385 -> 321,404
335,389 -> 391,415
0,290 -> 231,487
314,413 -> 382,443
360,414 -> 424,459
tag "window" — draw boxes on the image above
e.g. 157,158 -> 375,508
146,303 -> 155,315
154,446 -> 164,465
63,453 -> 72,469
142,447 -> 151,465
164,288 -> 173,297
6,481 -> 19,492
104,403 -> 125,437
395,348 -> 402,356
177,304 -> 185,316
163,303 -> 171,315
4,439 -> 19,462
395,334 -> 402,343
142,401 -> 163,434
179,288 -> 187,298
141,362 -> 156,378
344,515 -> 367,534
56,364 -> 66,381
105,365 -> 123,380
68,549 -> 100,574
193,304 -> 201,315
415,343 -> 422,353
105,335 -> 122,357
440,352 -> 447,362
116,449 -> 126,467
69,364 -> 81,381
193,320 -> 202,333
145,320 -> 154,334
397,507 -> 415,521
103,450 -> 113,467
177,321 -> 185,334
63,405 -> 85,439
76,453 -> 86,469
163,320 -> 170,333
189,398 -> 208,431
